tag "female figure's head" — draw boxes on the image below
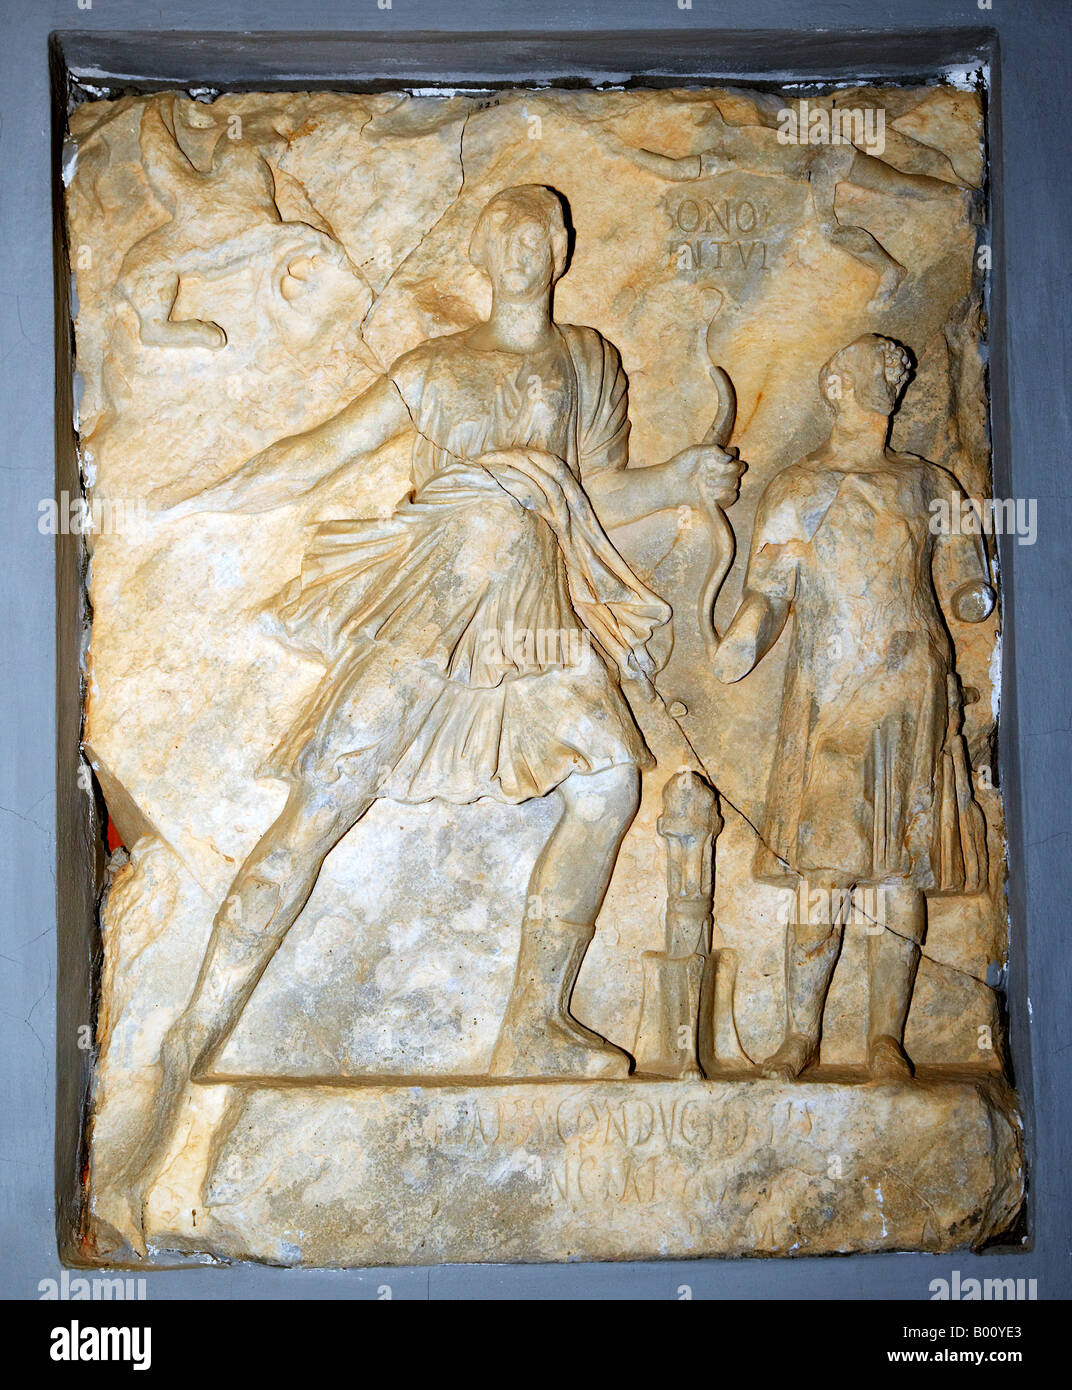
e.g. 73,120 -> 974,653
469,185 -> 570,298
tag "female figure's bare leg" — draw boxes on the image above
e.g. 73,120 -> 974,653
490,763 -> 640,1078
112,781 -> 373,1250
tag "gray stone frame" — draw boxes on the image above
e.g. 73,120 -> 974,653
1,0 -> 1068,1299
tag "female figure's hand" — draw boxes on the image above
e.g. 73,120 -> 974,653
671,443 -> 746,509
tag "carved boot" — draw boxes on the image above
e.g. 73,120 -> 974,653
489,915 -> 632,1078
867,926 -> 920,1080
761,921 -> 842,1080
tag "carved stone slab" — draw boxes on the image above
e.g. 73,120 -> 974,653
64,82 -> 1022,1266
144,1080 -> 1020,1266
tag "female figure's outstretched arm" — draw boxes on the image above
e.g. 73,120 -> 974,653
155,375 -> 413,515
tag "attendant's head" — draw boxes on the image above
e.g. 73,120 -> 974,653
819,335 -> 913,418
469,185 -> 570,298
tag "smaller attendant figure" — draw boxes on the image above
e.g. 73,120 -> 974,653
713,335 -> 995,1081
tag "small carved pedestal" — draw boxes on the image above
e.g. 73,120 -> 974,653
632,771 -> 750,1079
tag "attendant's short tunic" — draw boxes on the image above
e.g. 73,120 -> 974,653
264,323 -> 668,804
745,454 -> 987,891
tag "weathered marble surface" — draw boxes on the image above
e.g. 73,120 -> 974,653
146,1080 -> 1021,1266
64,83 -> 1020,1265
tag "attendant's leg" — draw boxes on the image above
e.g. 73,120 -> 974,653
115,781 -> 374,1246
762,878 -> 851,1080
490,763 -> 640,1078
867,885 -> 925,1080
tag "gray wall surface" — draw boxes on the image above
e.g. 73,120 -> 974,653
1,0 -> 1069,1300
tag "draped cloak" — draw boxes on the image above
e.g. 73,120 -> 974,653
261,323 -> 669,805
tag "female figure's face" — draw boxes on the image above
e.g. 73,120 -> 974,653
483,207 -> 557,297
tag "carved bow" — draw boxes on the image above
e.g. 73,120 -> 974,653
696,351 -> 738,656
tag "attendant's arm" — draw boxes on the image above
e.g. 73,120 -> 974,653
930,466 -> 998,624
711,588 -> 791,682
711,483 -> 799,681
155,376 -> 412,515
